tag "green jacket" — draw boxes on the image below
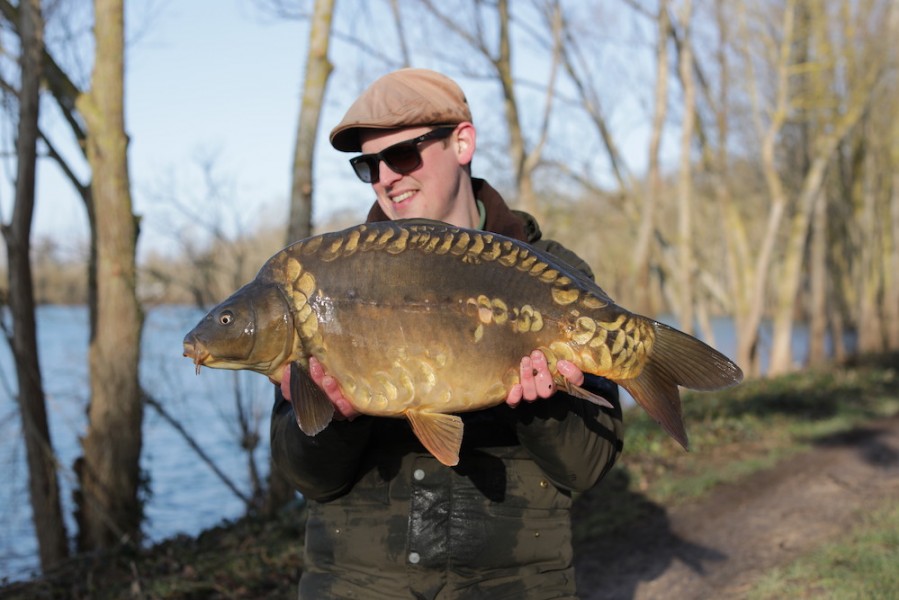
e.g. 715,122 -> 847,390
270,180 -> 624,599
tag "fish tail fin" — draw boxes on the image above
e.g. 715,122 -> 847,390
621,323 -> 744,450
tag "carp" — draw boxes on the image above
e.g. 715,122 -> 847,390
183,220 -> 743,466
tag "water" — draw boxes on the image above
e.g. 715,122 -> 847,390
0,306 -> 818,582
0,305 -> 277,583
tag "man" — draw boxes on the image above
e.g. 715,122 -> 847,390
271,68 -> 623,599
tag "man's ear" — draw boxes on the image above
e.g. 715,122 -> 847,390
454,122 -> 476,166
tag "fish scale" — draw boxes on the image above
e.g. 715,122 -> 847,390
184,220 -> 743,466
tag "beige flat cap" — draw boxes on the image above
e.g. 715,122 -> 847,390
330,68 -> 472,152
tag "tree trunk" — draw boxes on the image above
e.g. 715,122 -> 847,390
630,0 -> 670,317
735,0 -> 794,376
768,150 -> 839,374
272,0 -> 336,514
285,0 -> 335,244
885,4 -> 899,351
855,132 -> 884,354
767,1 -> 881,374
74,0 -> 144,550
807,187 -> 828,366
674,0 -> 695,334
887,169 -> 899,350
1,0 -> 69,570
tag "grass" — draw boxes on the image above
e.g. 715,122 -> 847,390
572,352 -> 899,541
0,505 -> 306,599
748,501 -> 899,599
4,352 -> 898,599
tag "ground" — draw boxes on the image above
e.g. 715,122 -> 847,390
4,359 -> 897,599
573,415 -> 899,599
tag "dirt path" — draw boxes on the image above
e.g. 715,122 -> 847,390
574,415 -> 899,599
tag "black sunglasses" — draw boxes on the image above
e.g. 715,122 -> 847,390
349,127 -> 455,183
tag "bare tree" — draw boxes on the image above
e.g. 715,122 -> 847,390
286,0 -> 337,243
0,0 -> 69,570
628,0 -> 670,316
673,0 -> 695,335
767,0 -> 885,374
74,0 -> 144,550
413,0 -> 563,217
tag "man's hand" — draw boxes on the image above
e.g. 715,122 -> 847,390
505,350 -> 585,407
280,357 -> 360,420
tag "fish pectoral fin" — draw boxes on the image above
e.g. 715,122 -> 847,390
406,410 -> 463,467
290,362 -> 335,436
557,376 -> 614,409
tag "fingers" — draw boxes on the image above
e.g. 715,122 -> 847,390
516,351 -> 556,404
307,357 -> 360,420
505,383 -> 524,407
556,359 -> 585,387
280,364 -> 293,401
506,352 -> 588,407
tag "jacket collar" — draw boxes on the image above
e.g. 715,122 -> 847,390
365,178 -> 533,243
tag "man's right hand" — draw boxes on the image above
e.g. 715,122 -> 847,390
302,357 -> 360,420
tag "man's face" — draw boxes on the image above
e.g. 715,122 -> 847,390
358,124 -> 476,226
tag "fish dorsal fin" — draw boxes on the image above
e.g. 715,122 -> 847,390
405,410 -> 464,467
290,361 -> 335,436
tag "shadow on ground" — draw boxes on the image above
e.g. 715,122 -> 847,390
572,469 -> 725,600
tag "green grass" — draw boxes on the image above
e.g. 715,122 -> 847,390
748,501 -> 899,599
5,353 -> 899,599
573,352 -> 899,541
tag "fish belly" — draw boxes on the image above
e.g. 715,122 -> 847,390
314,299 -> 551,416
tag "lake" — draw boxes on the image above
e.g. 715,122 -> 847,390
0,305 -> 277,583
0,305 -> 808,582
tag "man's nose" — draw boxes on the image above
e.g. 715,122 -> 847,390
378,160 -> 403,186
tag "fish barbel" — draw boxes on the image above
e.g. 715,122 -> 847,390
183,220 -> 743,466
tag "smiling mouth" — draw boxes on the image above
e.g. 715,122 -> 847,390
390,190 -> 415,203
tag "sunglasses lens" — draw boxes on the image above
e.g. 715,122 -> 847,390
351,157 -> 376,183
382,144 -> 422,175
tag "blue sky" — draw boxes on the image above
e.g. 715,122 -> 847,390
27,0 -> 372,259
18,0 -> 661,260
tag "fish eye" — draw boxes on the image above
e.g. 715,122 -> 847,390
219,311 -> 234,326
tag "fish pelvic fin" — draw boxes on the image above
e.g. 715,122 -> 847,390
406,410 -> 464,467
621,323 -> 744,450
290,361 -> 335,436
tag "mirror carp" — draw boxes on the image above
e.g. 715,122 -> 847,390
183,220 -> 743,466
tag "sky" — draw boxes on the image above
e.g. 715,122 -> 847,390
24,0 -> 372,260
11,0 -> 662,262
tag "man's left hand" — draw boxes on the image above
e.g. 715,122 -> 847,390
505,350 -> 584,407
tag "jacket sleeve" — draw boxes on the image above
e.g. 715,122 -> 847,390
503,375 -> 623,492
514,234 -> 623,492
269,369 -> 373,502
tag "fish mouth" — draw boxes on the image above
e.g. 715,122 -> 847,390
183,339 -> 211,375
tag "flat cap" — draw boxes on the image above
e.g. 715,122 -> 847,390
330,68 -> 472,152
